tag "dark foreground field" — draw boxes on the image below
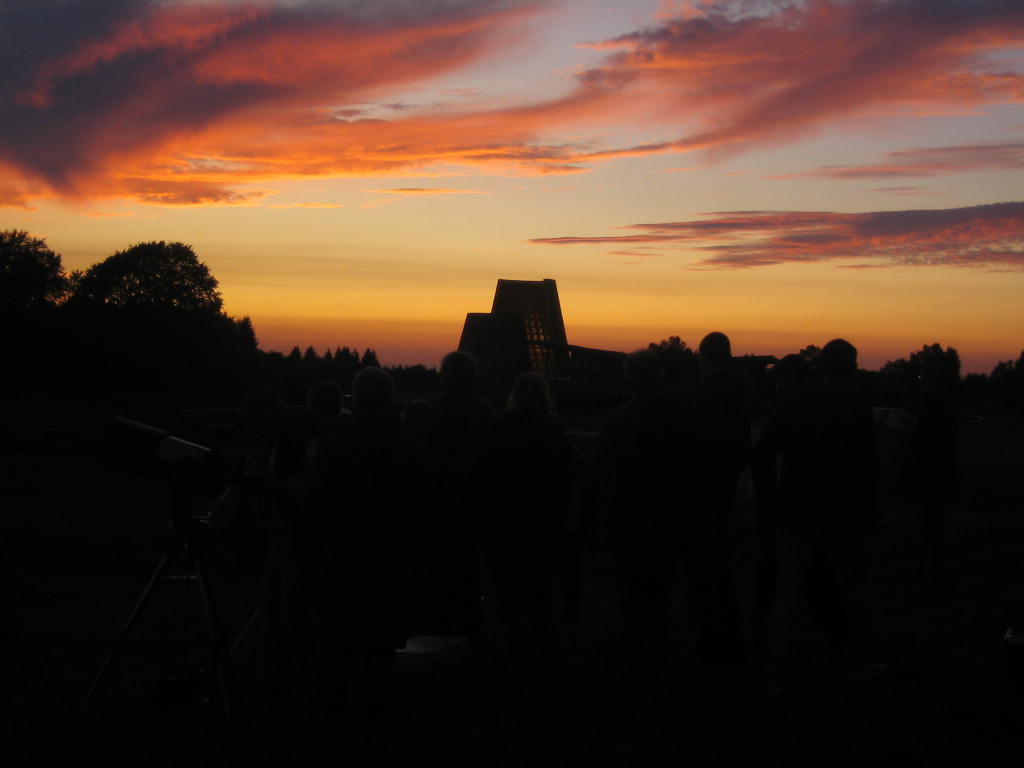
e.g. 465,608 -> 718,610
3,414 -> 1023,767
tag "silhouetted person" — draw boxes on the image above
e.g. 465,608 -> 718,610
479,373 -> 573,678
752,354 -> 811,653
306,380 -> 350,431
292,380 -> 352,555
895,361 -> 958,594
287,380 -> 352,705
400,397 -> 433,452
693,331 -> 749,665
421,351 -> 495,649
558,441 -> 587,626
753,339 -> 878,676
307,367 -> 418,728
592,350 -> 696,673
234,385 -> 302,702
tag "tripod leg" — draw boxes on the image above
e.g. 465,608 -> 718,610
80,541 -> 180,712
191,549 -> 235,721
230,605 -> 261,657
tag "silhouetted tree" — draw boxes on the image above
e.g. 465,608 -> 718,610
361,348 -> 380,368
388,364 -> 441,394
0,229 -> 68,311
647,336 -> 699,388
990,351 -> 1024,418
71,241 -> 221,311
961,372 -> 989,404
333,346 -> 361,387
797,345 -> 822,375
910,343 -> 961,382
236,316 -> 258,349
881,343 -> 961,405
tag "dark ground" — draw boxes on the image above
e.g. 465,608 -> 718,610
2,412 -> 1023,767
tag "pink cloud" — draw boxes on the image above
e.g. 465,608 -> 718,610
2,1 -> 1024,206
865,186 -> 940,196
570,0 -> 1024,158
0,0 -> 542,203
530,201 -> 1024,270
771,139 -> 1024,180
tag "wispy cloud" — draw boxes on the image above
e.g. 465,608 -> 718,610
369,188 -> 487,195
80,210 -> 137,218
569,0 -> 1024,159
773,140 -> 1024,180
866,186 -> 939,196
265,202 -> 346,209
2,1 -> 1023,206
0,0 -> 541,204
530,202 -> 1024,270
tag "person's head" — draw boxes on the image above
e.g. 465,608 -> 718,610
770,354 -> 810,398
820,338 -> 858,380
440,350 -> 478,394
352,366 -> 394,413
623,349 -> 662,394
508,372 -> 552,417
307,380 -> 343,422
699,331 -> 732,373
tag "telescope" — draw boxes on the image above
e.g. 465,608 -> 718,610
99,416 -> 231,499
82,416 -> 240,718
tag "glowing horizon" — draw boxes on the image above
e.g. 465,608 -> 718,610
2,0 -> 1023,373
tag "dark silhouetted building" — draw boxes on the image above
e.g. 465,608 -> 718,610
459,278 -> 625,395
490,278 -> 568,378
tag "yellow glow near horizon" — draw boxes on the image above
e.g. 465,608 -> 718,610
2,1 -> 1023,374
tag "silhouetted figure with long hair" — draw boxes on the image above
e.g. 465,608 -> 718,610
233,385 -> 305,704
422,351 -> 495,650
292,380 -> 352,556
287,380 -> 351,706
753,339 -> 878,678
895,361 -> 958,595
693,331 -> 749,666
479,373 -> 573,680
592,349 -> 696,674
307,367 -> 417,732
752,354 -> 811,654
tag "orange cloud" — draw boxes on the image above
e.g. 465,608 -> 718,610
0,0 -> 544,203
530,202 -> 1024,270
566,0 -> 1024,158
265,202 -> 346,209
2,0 -> 1024,206
770,139 -> 1024,180
369,188 -> 487,195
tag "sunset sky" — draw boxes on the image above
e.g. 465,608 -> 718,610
2,0 -> 1022,372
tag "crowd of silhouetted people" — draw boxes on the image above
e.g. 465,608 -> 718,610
217,332 -> 957,734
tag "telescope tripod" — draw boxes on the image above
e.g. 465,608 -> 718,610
79,519 -> 237,720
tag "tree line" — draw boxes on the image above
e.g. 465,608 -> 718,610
0,230 -> 438,409
643,334 -> 1022,415
2,228 -> 1021,416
